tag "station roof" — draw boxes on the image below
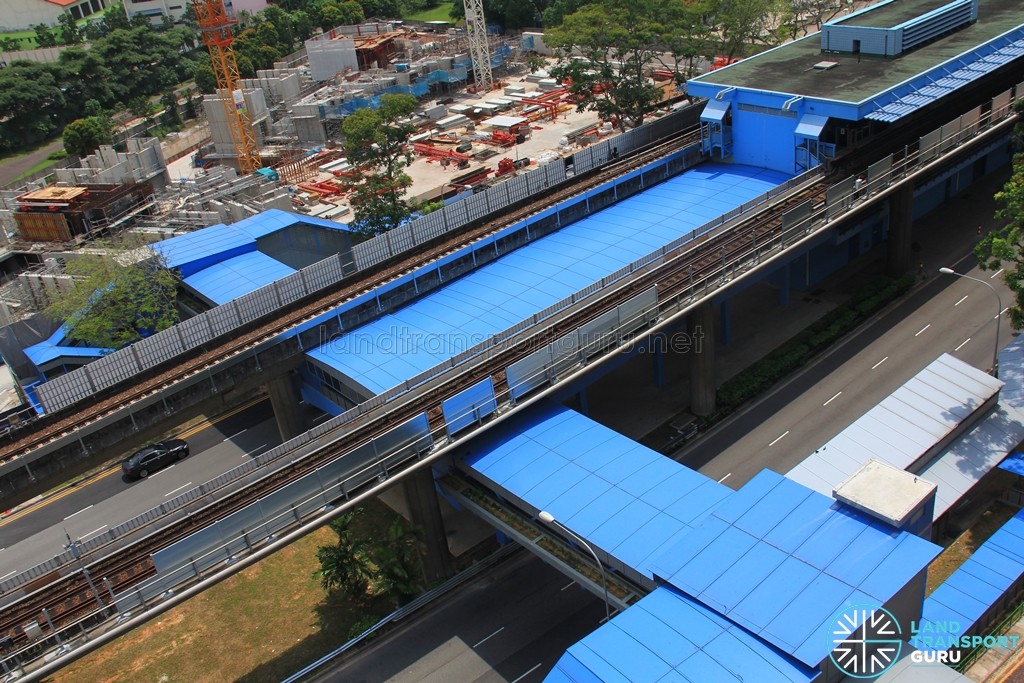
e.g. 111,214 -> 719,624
651,470 -> 941,668
688,0 -> 1023,106
544,587 -> 817,683
787,353 -> 1002,503
462,402 -> 731,578
309,163 -> 789,395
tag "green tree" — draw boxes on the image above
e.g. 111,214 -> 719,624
44,238 -> 180,349
372,518 -> 425,603
315,510 -> 374,601
359,0 -> 400,19
334,93 -> 419,237
58,11 -> 84,45
161,90 -> 182,127
0,37 -> 23,51
193,62 -> 218,94
547,0 -> 664,131
102,0 -> 133,32
0,61 -> 67,151
975,101 -> 1024,329
291,10 -> 315,42
712,0 -> 782,58
62,116 -> 112,156
33,23 -> 58,48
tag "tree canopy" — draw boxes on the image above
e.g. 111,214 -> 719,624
62,116 -> 112,157
547,0 -> 667,131
334,93 -> 419,238
975,101 -> 1024,329
44,238 -> 179,349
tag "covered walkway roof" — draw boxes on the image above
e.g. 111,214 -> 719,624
309,163 -> 789,396
461,403 -> 939,679
462,402 -> 731,580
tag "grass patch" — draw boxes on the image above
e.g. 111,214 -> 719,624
926,501 -> 1018,595
11,157 -> 60,183
404,2 -> 454,22
51,498 -> 404,683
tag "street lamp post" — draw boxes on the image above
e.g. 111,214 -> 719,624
538,510 -> 611,622
939,267 -> 1002,377
65,531 -> 104,613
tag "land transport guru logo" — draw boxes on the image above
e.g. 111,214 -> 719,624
827,605 -> 1021,676
827,605 -> 902,677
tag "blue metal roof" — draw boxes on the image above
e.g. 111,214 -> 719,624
651,470 -> 940,668
913,507 -> 1024,653
182,251 -> 296,306
151,209 -> 352,278
309,163 -> 790,395
462,402 -> 731,579
544,587 -> 818,683
999,451 -> 1024,476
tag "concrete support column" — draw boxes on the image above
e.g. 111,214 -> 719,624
779,264 -> 791,308
653,341 -> 666,388
688,302 -> 716,417
403,466 -> 454,583
719,299 -> 732,348
267,371 -> 306,442
887,185 -> 914,277
577,389 -> 589,416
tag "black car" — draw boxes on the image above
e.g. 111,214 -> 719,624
121,439 -> 189,479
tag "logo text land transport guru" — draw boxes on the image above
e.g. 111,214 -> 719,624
910,620 -> 1020,652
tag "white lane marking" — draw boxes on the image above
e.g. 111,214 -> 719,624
823,391 -> 842,406
561,581 -> 576,591
872,356 -> 888,370
149,465 -> 175,479
63,505 -> 93,521
991,269 -> 1004,279
243,444 -> 268,458
0,548 -> 5,553
224,430 -> 246,442
473,627 -> 505,648
955,295 -> 968,306
0,570 -> 16,581
999,307 -> 1010,318
80,525 -> 107,542
165,482 -> 193,497
718,473 -> 732,484
915,324 -> 930,337
955,338 -> 971,351
769,431 -> 789,447
511,663 -> 543,683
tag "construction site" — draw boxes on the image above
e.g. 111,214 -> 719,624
0,4 -> 689,419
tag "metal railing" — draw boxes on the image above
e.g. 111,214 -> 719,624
0,88 -> 1018,677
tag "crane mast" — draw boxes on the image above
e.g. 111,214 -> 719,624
464,0 -> 493,93
192,0 -> 262,175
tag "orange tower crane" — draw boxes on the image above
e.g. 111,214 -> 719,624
192,0 -> 262,175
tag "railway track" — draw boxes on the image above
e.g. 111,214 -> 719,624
5,89 -> 1013,649
0,126 -> 700,463
0,159 -> 825,646
0,127 -> 704,643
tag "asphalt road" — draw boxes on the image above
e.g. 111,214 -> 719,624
0,399 -> 289,580
686,260 -> 1015,487
316,549 -> 605,683
303,262 -> 1016,683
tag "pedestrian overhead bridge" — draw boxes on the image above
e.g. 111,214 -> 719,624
452,337 -> 1024,681
453,401 -> 941,682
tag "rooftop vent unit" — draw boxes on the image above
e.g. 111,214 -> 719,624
813,61 -> 839,70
